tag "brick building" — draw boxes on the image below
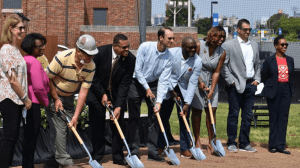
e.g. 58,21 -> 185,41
0,0 -> 197,57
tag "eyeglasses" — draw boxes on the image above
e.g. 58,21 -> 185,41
168,37 -> 175,40
241,28 -> 252,32
117,44 -> 130,50
280,43 -> 289,47
13,26 -> 26,31
34,44 -> 46,49
185,46 -> 197,50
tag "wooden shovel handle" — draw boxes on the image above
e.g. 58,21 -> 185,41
114,118 -> 125,139
207,101 -> 215,124
68,123 -> 83,144
182,115 -> 191,133
155,113 -> 165,133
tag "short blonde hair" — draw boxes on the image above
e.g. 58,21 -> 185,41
1,14 -> 23,44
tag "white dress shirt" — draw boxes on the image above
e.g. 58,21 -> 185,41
237,36 -> 254,78
112,47 -> 118,66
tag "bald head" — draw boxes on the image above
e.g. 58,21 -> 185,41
182,36 -> 196,47
182,36 -> 197,59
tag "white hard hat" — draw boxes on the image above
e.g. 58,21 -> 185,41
76,34 -> 98,55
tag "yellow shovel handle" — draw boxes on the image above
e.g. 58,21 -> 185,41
155,113 -> 165,133
68,123 -> 83,145
182,115 -> 191,133
207,101 -> 215,124
114,118 -> 125,139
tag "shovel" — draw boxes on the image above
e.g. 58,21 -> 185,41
58,109 -> 104,168
174,99 -> 206,161
204,92 -> 226,157
149,97 -> 180,166
105,103 -> 144,168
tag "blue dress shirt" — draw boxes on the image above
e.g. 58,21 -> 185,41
133,41 -> 172,103
167,47 -> 202,104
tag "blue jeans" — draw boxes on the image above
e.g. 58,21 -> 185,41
227,81 -> 256,148
158,90 -> 191,152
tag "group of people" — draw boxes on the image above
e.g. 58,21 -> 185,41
0,14 -> 294,168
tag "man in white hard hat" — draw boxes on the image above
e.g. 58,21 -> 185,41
44,34 -> 98,168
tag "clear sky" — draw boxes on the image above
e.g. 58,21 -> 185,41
151,0 -> 299,27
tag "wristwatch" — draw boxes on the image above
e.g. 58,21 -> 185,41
21,94 -> 28,102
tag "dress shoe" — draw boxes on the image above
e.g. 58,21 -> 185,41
180,150 -> 193,158
269,148 -> 277,153
96,159 -> 108,164
277,149 -> 290,154
60,164 -> 80,168
148,154 -> 165,162
158,148 -> 164,156
43,160 -> 59,168
113,160 -> 128,165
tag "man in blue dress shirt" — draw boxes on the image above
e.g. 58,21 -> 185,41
127,26 -> 174,162
158,36 -> 202,158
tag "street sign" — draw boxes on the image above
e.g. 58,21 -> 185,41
279,28 -> 282,35
213,13 -> 218,27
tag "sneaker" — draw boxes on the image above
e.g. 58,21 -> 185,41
227,145 -> 238,152
239,145 -> 257,152
180,150 -> 193,158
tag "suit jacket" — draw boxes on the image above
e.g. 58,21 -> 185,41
261,55 -> 294,99
221,38 -> 261,93
86,44 -> 136,108
168,47 -> 202,104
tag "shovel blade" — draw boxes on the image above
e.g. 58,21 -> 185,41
89,160 -> 103,168
211,139 -> 225,157
190,147 -> 206,161
125,155 -> 144,168
164,149 -> 180,165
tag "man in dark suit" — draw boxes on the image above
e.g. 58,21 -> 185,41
86,34 -> 135,165
221,19 -> 261,152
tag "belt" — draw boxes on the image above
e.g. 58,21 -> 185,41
246,78 -> 253,83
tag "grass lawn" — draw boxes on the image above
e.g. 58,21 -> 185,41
141,102 -> 300,148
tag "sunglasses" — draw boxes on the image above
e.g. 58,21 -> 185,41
280,43 -> 289,47
168,37 -> 175,40
117,44 -> 130,50
34,44 -> 46,49
14,26 -> 26,31
185,46 -> 197,50
241,28 -> 252,32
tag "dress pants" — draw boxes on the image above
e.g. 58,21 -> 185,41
267,82 -> 291,150
127,79 -> 159,156
22,103 -> 41,168
45,95 -> 74,166
157,88 -> 191,152
227,81 -> 256,148
0,99 -> 23,168
88,100 -> 125,162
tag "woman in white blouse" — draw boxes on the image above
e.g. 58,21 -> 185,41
0,14 -> 32,167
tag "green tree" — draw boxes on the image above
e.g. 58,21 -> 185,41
266,13 -> 289,30
194,17 -> 211,35
275,17 -> 300,41
165,0 -> 195,27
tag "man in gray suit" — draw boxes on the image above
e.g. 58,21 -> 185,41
221,19 -> 261,152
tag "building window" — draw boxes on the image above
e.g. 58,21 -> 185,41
94,8 -> 107,26
3,0 -> 22,9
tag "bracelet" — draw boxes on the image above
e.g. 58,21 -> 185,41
199,80 -> 203,83
185,102 -> 190,106
21,94 -> 28,102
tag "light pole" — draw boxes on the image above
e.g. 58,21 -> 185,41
211,1 -> 218,27
167,0 -> 188,27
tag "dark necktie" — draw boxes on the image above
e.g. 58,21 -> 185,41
108,56 -> 119,100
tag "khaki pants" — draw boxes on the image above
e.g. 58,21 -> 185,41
45,95 -> 74,166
